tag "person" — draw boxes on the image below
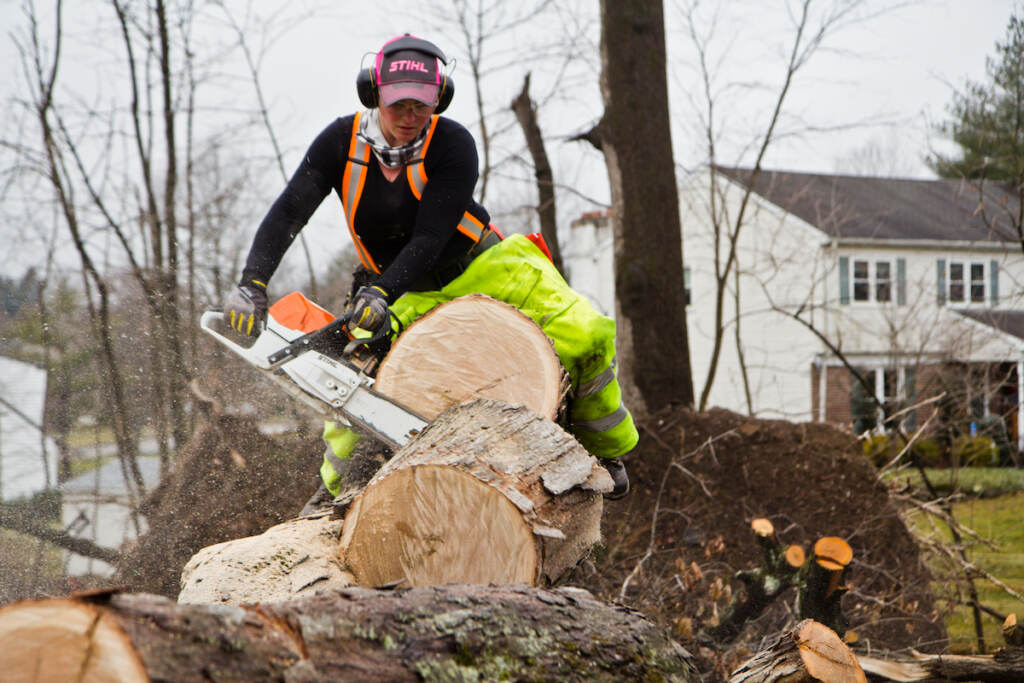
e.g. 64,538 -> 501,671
224,34 -> 637,504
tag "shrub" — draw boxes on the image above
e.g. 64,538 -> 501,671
952,435 -> 999,467
862,434 -> 942,468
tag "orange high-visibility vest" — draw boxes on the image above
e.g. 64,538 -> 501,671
340,112 -> 487,274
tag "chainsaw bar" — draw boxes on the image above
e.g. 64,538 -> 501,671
200,310 -> 428,449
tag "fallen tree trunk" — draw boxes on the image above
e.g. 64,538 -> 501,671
0,585 -> 698,681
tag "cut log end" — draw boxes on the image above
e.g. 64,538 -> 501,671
375,294 -> 564,421
1004,613 -> 1023,646
795,620 -> 867,683
785,544 -> 806,569
0,599 -> 148,683
751,518 -> 775,537
814,537 -> 853,570
340,465 -> 539,587
339,400 -> 604,589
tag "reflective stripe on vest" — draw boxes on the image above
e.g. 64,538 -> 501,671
340,113 -> 485,275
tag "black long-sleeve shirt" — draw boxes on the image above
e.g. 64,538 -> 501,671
241,114 -> 490,299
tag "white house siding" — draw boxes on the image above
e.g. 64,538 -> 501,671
679,174 -> 832,421
564,214 -> 616,317
0,356 -> 58,501
830,244 -> 1024,359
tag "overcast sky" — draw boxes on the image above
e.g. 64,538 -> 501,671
0,0 -> 1017,282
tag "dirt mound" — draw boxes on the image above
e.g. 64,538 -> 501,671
580,404 -> 945,674
115,413 -> 323,596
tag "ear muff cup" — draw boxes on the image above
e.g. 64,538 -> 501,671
356,67 -> 377,108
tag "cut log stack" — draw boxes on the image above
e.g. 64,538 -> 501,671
176,296 -> 608,603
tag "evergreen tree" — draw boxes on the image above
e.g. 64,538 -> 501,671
931,11 -> 1024,183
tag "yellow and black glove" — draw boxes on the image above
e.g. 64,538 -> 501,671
347,285 -> 390,332
224,279 -> 268,336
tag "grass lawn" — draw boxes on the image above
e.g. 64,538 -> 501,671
906,490 -> 1024,653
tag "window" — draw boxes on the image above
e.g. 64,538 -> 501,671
849,258 -> 895,303
940,259 -> 995,306
851,366 -> 914,433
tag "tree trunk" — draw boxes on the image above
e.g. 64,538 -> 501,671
729,619 -> 866,683
340,399 -> 611,588
0,587 -> 698,681
595,0 -> 694,413
510,72 -> 565,273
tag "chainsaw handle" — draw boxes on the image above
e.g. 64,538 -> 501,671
266,314 -> 353,367
199,310 -> 273,370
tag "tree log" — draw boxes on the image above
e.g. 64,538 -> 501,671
858,647 -> 1024,682
374,294 -> 566,421
728,619 -> 866,683
178,514 -> 353,605
0,586 -> 698,681
340,399 -> 612,588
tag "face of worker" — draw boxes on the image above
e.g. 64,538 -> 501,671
378,99 -> 435,147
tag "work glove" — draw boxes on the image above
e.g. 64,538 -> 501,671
347,285 -> 390,332
224,279 -> 268,336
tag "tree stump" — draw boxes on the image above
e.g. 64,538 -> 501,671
0,586 -> 698,681
799,537 -> 852,635
728,619 -> 866,683
340,399 -> 612,588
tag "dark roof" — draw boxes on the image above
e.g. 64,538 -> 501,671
714,166 -> 1022,243
954,309 -> 1024,342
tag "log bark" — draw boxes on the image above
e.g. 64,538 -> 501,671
858,647 -> 1024,682
340,399 -> 612,588
728,619 -> 866,683
0,586 -> 698,681
374,294 -> 566,421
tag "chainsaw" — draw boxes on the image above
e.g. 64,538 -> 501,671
200,292 -> 427,449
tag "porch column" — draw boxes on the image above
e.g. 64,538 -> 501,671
1018,358 -> 1024,453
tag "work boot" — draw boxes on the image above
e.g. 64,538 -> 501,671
298,479 -> 334,517
599,457 -> 629,500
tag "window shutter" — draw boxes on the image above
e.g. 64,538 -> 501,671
936,259 -> 946,306
839,256 -> 850,305
990,260 -> 999,306
903,366 -> 916,430
896,258 -> 906,306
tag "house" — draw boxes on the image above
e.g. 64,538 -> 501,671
564,168 -> 1024,453
0,355 -> 58,502
61,455 -> 161,576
